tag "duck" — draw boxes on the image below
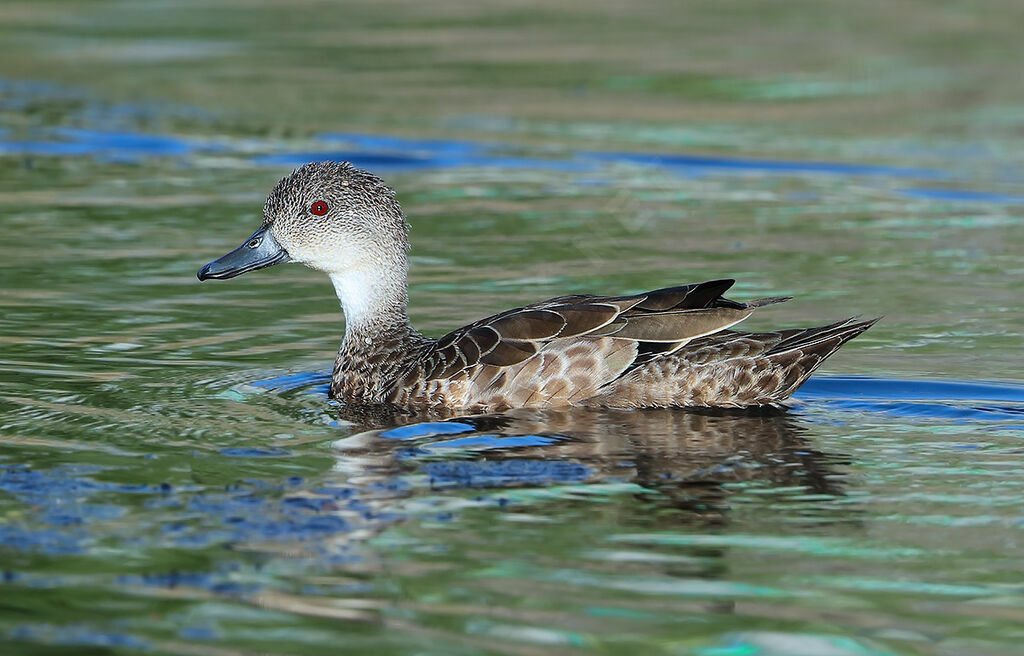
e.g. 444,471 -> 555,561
198,161 -> 877,411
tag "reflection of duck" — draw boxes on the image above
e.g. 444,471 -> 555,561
198,161 -> 877,410
332,406 -> 848,522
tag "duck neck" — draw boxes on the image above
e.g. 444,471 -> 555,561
328,261 -> 428,402
330,264 -> 411,341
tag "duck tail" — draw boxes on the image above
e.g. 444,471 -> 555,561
765,316 -> 881,400
744,295 -> 793,308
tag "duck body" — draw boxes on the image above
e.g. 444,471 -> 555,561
331,280 -> 876,411
198,161 -> 876,411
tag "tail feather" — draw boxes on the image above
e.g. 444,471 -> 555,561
598,316 -> 879,408
744,296 -> 793,308
766,317 -> 880,399
768,316 -> 879,357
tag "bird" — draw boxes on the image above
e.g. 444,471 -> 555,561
197,161 -> 877,411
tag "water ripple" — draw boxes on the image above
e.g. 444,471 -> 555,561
6,123 -> 1024,205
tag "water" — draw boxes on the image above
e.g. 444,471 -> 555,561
2,2 -> 1024,654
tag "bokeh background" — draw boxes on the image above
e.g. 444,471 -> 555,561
1,2 -> 1023,655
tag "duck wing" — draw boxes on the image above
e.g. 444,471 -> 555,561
408,279 -> 789,407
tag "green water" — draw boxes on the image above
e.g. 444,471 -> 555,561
1,2 -> 1024,655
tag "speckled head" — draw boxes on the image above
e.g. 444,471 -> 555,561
198,161 -> 413,328
198,161 -> 410,278
262,161 -> 410,274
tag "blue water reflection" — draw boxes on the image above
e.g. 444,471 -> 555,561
5,114 -> 1024,203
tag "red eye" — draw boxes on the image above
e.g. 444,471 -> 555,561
310,200 -> 329,216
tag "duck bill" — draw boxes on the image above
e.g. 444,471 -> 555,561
197,225 -> 291,281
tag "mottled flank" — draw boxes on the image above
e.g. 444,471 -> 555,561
201,162 -> 878,410
589,317 -> 879,408
333,281 -> 876,411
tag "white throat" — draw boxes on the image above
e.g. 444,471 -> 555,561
329,266 -> 407,334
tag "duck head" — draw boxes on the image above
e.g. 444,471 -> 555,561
198,161 -> 411,327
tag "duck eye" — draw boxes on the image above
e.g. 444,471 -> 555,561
310,200 -> 329,216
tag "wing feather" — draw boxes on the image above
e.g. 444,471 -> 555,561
590,307 -> 753,342
418,279 -> 786,408
489,309 -> 566,340
479,339 -> 537,366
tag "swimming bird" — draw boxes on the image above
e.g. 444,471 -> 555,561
198,161 -> 876,411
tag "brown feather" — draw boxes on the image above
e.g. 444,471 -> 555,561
457,332 -> 481,364
602,296 -> 648,314
591,307 -> 753,342
549,304 -> 621,336
567,338 -> 637,403
503,355 -> 545,406
436,349 -> 468,379
744,296 -> 792,308
489,309 -> 566,340
468,365 -> 503,394
465,325 -> 500,354
479,339 -> 538,367
636,279 -> 735,311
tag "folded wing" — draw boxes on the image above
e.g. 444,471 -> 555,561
404,279 -> 791,408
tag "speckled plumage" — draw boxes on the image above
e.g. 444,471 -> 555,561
331,282 -> 876,410
205,161 -> 878,410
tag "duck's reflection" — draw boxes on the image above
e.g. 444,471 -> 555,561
331,405 -> 848,523
237,407 -> 853,626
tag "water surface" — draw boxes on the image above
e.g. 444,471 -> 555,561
1,2 -> 1024,655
